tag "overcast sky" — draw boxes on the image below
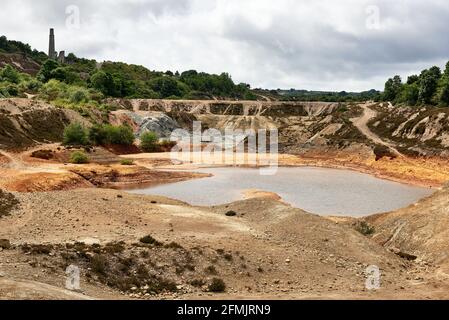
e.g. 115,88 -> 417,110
1,0 -> 449,91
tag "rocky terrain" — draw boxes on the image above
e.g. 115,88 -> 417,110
1,97 -> 449,300
367,103 -> 449,157
0,99 -> 89,150
1,188 -> 449,300
0,53 -> 41,76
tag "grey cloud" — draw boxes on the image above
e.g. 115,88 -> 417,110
1,0 -> 449,91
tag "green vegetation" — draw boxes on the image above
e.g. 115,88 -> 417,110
0,35 -> 47,63
63,123 -> 89,146
120,159 -> 134,166
3,34 -> 449,112
64,123 -> 135,146
1,35 -> 256,104
69,151 -> 89,164
274,89 -> 381,102
140,131 -> 159,152
354,221 -> 375,236
383,61 -> 449,106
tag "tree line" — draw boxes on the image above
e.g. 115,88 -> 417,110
383,62 -> 449,106
1,35 -> 256,103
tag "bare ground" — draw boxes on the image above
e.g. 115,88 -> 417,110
1,188 -> 449,300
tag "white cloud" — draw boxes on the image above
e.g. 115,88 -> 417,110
1,0 -> 449,91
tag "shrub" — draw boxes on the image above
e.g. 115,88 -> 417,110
139,235 -> 162,246
208,278 -> 226,292
63,123 -> 89,146
354,221 -> 375,236
70,151 -> 89,164
204,265 -> 218,275
225,210 -> 237,217
0,189 -> 19,218
68,86 -> 89,104
88,124 -> 108,145
140,131 -> 159,152
189,279 -> 206,288
39,79 -> 67,101
88,124 -> 135,146
120,159 -> 134,166
103,125 -> 135,145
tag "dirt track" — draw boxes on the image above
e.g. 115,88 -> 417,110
351,103 -> 403,157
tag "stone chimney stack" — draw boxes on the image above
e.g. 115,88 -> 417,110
58,51 -> 65,64
48,28 -> 56,59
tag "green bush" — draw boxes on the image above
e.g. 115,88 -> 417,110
39,79 -> 67,101
354,221 -> 375,236
0,64 -> 20,84
70,151 -> 89,164
87,124 -> 135,146
68,86 -> 89,104
63,123 -> 89,146
120,159 -> 134,166
103,125 -> 135,145
88,124 -> 108,145
140,131 -> 159,152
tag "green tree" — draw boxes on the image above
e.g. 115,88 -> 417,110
63,123 -> 89,145
439,62 -> 449,106
439,79 -> 449,106
407,75 -> 419,85
149,77 -> 184,98
38,59 -> 59,82
90,71 -> 116,96
383,76 -> 402,101
418,67 -> 441,104
50,67 -> 80,84
88,124 -> 108,145
400,83 -> 419,106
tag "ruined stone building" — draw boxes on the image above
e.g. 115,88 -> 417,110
48,28 -> 65,64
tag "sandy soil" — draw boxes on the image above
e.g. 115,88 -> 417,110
1,188 -> 448,300
0,145 -> 208,192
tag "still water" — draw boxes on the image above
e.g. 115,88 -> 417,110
128,167 -> 433,217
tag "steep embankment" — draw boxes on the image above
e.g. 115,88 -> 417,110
0,98 -> 89,150
367,187 -> 449,280
367,103 -> 449,157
